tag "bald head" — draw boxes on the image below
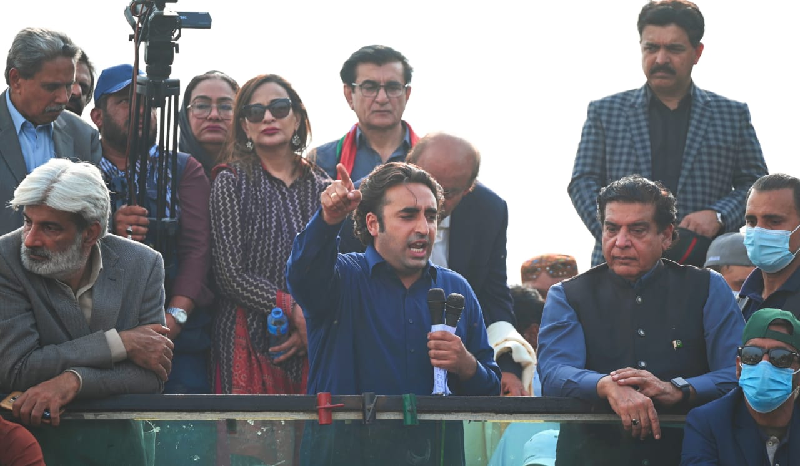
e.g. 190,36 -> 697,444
406,133 -> 480,219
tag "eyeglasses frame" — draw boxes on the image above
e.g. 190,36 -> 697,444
350,81 -> 409,98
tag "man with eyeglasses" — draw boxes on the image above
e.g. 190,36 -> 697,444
89,64 -> 214,395
682,308 -> 800,464
739,174 -> 800,321
537,175 -> 744,466
308,45 -> 417,182
568,0 -> 767,268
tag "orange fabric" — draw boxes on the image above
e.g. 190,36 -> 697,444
0,417 -> 45,466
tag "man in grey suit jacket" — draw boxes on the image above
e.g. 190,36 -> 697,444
569,0 -> 768,267
0,159 -> 173,428
0,27 -> 101,236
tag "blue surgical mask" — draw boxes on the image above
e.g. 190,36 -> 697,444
743,225 -> 800,274
739,360 -> 800,413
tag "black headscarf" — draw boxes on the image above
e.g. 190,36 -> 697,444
179,71 -> 240,177
178,105 -> 216,177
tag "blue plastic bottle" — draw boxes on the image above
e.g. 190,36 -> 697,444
267,307 -> 290,364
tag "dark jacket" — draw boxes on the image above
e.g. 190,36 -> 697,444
682,387 -> 800,465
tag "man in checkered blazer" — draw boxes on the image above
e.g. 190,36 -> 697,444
569,0 -> 768,267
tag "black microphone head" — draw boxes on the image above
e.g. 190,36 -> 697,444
428,288 -> 446,325
444,293 -> 465,327
428,288 -> 446,304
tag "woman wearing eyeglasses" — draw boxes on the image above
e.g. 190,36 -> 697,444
210,74 -> 329,399
179,70 -> 240,177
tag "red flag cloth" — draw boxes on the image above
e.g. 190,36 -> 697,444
336,122 -> 420,180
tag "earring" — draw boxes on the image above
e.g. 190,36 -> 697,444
245,139 -> 254,151
291,133 -> 301,146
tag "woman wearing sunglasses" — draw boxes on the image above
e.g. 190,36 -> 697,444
179,70 -> 240,177
210,74 -> 329,397
682,308 -> 800,465
209,74 -> 329,464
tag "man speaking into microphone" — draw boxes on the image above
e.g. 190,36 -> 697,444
287,162 -> 500,465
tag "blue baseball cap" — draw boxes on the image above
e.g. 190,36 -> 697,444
94,64 -> 144,103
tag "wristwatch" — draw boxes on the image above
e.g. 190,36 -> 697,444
715,211 -> 724,228
670,377 -> 692,404
166,307 -> 188,325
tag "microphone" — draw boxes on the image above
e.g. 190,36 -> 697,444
444,293 -> 465,327
428,288 -> 448,395
427,288 -> 445,326
430,291 -> 466,396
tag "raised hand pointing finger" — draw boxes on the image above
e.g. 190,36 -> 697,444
322,164 -> 362,225
336,163 -> 354,189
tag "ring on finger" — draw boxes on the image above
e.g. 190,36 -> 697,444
631,418 -> 640,426
330,192 -> 339,199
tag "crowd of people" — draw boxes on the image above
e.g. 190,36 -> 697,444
0,1 -> 799,465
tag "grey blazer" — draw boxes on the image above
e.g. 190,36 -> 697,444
0,231 -> 166,398
0,89 -> 102,236
568,84 -> 768,265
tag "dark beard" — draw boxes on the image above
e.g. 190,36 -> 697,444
102,113 -> 157,154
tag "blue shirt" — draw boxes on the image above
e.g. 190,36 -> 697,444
286,210 -> 501,396
5,91 -> 55,173
312,124 -> 412,181
739,265 -> 800,321
537,264 -> 744,402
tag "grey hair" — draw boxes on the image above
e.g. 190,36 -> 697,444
11,159 -> 110,236
5,28 -> 80,84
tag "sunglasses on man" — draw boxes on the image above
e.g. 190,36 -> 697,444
523,259 -> 578,281
242,99 -> 292,122
738,345 -> 800,369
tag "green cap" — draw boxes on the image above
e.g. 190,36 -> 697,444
742,308 -> 800,351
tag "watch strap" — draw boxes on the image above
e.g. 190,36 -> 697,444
679,383 -> 691,403
671,377 -> 692,405
166,307 -> 188,325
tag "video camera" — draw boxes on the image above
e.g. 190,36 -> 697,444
121,0 -> 211,270
125,0 -> 210,81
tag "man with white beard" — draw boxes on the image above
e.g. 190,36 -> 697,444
0,158 -> 173,434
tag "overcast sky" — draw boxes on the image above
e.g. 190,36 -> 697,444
1,0 -> 796,277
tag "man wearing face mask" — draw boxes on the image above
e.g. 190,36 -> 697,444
682,308 -> 800,464
739,174 -> 800,320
